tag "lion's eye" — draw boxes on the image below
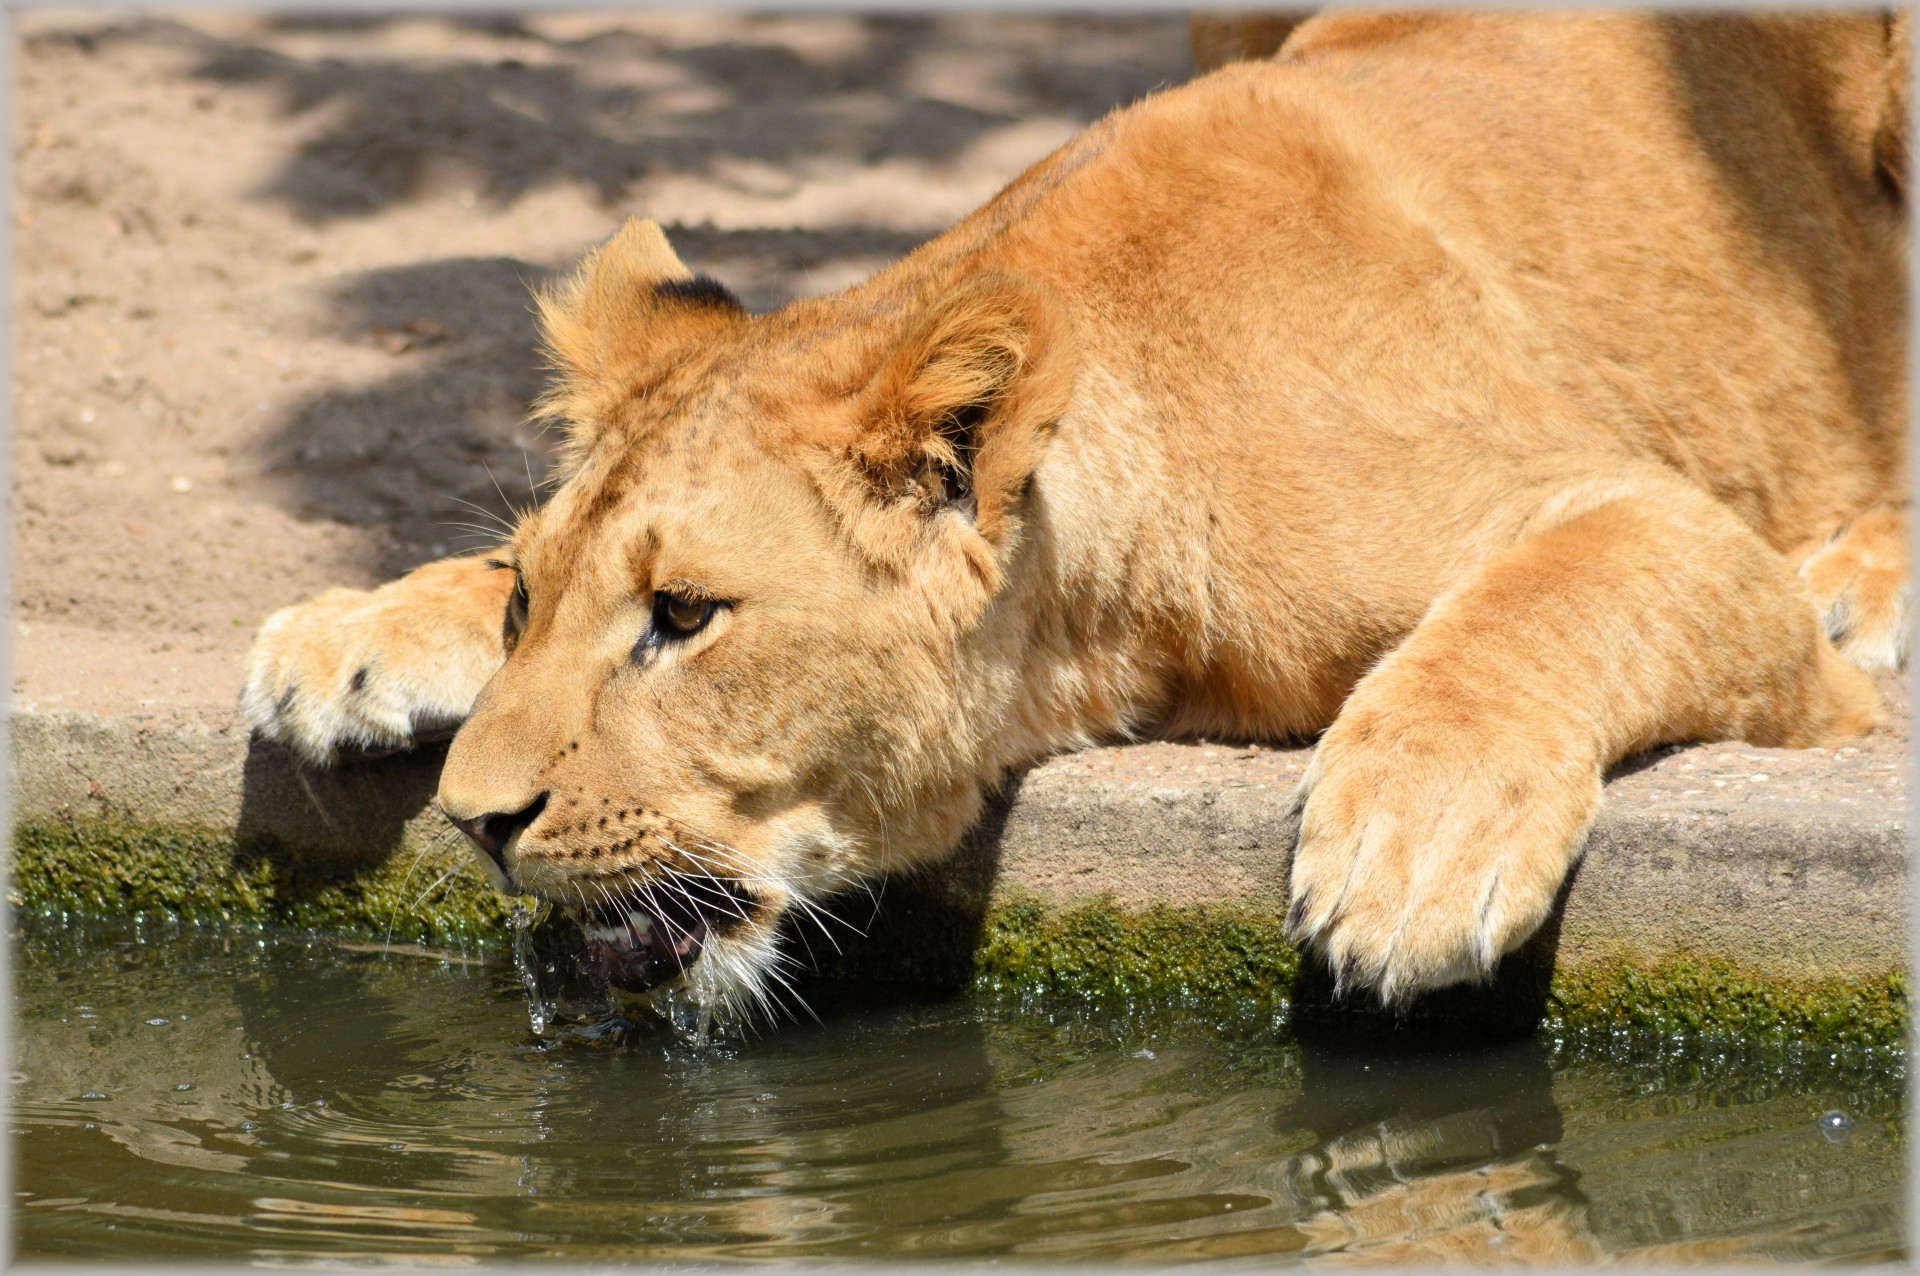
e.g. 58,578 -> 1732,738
658,592 -> 713,635
635,591 -> 721,668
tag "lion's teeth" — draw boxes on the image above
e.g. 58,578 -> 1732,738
582,911 -> 654,948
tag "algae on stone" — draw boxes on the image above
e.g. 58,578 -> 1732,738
12,816 -> 511,944
10,816 -> 1907,1052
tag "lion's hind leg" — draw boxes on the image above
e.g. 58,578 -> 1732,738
1796,503 -> 1910,671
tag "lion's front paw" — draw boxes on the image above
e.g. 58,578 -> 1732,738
1284,700 -> 1602,1007
239,559 -> 509,767
1798,506 -> 1910,671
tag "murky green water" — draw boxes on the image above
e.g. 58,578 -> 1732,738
11,917 -> 1906,1264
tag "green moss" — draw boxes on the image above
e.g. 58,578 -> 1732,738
11,817 -> 1907,1051
963,892 -> 1905,1051
1543,958 -> 1907,1053
11,815 -> 512,944
973,894 -> 1300,1002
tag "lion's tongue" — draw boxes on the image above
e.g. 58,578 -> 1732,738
578,911 -> 706,993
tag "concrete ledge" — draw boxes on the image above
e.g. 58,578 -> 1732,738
8,702 -> 1910,1047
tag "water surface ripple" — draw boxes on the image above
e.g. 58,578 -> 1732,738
11,918 -> 1905,1263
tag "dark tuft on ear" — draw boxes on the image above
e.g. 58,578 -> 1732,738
813,271 -> 1074,589
655,275 -> 746,313
533,218 -> 749,474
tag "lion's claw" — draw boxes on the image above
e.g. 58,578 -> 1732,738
1285,699 -> 1601,1008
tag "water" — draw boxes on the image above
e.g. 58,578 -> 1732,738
12,916 -> 1906,1263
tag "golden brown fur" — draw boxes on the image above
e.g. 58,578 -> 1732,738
243,12 -> 1908,1018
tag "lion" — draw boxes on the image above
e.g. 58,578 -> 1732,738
241,12 -> 1909,1024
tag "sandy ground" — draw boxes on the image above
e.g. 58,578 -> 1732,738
9,11 -> 1198,722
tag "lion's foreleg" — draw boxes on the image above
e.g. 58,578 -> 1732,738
1285,471 -> 1883,1005
240,554 -> 514,766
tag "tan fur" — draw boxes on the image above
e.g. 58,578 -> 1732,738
242,12 -> 1908,1018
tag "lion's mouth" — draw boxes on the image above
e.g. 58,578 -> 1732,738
562,874 -> 757,994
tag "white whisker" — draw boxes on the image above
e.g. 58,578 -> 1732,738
409,863 -> 463,910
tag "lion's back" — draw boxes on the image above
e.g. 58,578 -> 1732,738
947,11 -> 1907,551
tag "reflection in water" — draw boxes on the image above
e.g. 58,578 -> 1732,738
11,918 -> 1905,1263
1276,1038 -> 1587,1264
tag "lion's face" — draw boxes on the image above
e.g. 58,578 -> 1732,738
437,220 -> 1074,1022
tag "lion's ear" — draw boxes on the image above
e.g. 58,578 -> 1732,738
852,273 -> 1075,549
534,218 -> 746,438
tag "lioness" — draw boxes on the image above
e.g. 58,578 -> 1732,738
242,13 -> 1909,1021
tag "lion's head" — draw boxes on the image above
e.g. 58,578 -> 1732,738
437,219 -> 1078,1024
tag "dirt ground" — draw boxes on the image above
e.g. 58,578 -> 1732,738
9,11 -> 1198,722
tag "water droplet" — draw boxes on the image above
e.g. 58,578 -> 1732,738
510,899 -> 557,1036
173,1083 -> 193,1092
1819,1110 -> 1854,1142
145,1018 -> 170,1027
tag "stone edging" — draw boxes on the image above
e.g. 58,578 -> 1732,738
7,706 -> 1909,1048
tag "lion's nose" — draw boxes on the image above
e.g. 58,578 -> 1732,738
446,792 -> 548,871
